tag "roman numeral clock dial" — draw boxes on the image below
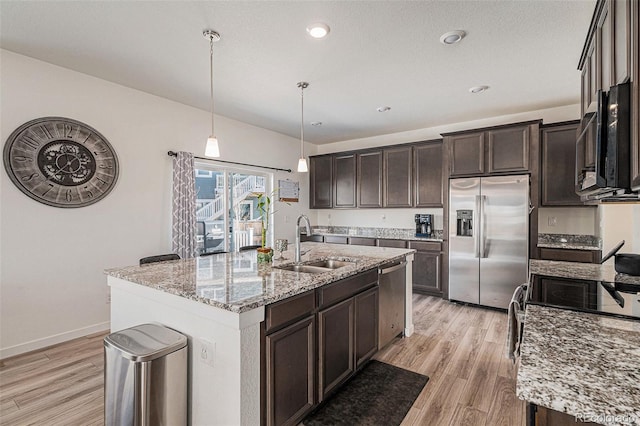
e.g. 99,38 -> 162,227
3,117 -> 119,208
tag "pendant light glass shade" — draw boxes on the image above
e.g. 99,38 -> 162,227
205,136 -> 220,157
297,81 -> 309,172
204,30 -> 221,158
297,157 -> 308,172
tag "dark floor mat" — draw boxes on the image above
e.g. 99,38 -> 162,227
302,360 -> 429,426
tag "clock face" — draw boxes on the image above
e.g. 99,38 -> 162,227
3,117 -> 119,208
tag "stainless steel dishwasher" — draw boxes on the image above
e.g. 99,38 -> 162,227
378,260 -> 406,349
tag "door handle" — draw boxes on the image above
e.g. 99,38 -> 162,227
474,195 -> 481,258
379,262 -> 407,275
480,195 -> 487,258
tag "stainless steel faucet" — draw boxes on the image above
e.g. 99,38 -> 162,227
295,214 -> 312,263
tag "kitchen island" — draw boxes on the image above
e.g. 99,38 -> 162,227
105,242 -> 414,425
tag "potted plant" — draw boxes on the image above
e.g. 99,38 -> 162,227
256,191 -> 275,264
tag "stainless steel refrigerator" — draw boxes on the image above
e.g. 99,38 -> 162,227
449,175 -> 529,309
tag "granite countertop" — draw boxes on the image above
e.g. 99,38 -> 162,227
529,259 -> 640,286
314,231 -> 443,243
517,304 -> 640,425
537,233 -> 601,251
105,242 -> 414,314
309,226 -> 443,242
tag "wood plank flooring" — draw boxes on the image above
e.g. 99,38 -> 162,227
0,294 -> 524,425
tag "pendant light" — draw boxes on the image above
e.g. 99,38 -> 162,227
297,81 -> 309,172
204,29 -> 221,158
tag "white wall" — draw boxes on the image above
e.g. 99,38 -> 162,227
312,103 -> 583,231
538,207 -> 599,235
0,50 -> 310,358
599,204 -> 640,258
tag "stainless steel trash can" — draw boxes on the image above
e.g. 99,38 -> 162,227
104,323 -> 188,426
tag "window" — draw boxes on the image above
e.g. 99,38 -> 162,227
194,163 -> 271,254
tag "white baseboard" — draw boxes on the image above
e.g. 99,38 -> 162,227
0,321 -> 111,360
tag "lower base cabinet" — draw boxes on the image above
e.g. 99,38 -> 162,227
265,316 -> 316,426
263,270 -> 380,425
409,241 -> 442,296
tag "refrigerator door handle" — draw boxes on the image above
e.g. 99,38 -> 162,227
474,195 -> 481,258
479,195 -> 487,258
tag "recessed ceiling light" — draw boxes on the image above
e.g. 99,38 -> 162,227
377,106 -> 391,112
311,121 -> 322,126
307,23 -> 330,39
440,30 -> 466,45
469,85 -> 489,94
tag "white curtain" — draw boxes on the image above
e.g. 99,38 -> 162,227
171,151 -> 197,258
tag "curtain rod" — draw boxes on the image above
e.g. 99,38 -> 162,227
167,151 -> 292,173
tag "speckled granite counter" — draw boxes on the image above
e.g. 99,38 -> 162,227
105,242 -> 414,313
309,226 -> 443,242
537,233 -> 601,251
530,259 -> 640,286
517,304 -> 640,425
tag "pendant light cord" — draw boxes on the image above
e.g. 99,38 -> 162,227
210,36 -> 215,136
300,85 -> 304,158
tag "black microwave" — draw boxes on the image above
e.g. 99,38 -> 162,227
575,81 -> 630,200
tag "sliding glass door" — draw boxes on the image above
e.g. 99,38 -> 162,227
194,163 -> 270,254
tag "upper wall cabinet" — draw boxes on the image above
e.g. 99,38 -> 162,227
357,150 -> 383,208
383,146 -> 413,208
414,141 -> 443,207
444,121 -> 539,178
309,140 -> 444,209
333,153 -> 357,208
541,122 -> 586,206
310,155 -> 333,209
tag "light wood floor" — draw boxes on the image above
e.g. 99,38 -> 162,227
0,294 -> 524,425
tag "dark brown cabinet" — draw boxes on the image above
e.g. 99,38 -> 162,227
534,277 -> 597,310
318,297 -> 354,401
408,241 -> 442,296
414,141 -> 443,207
324,235 -> 348,244
354,287 -> 378,368
264,291 -> 316,426
310,155 -> 333,209
445,122 -> 537,177
357,150 -> 383,208
383,146 -> 413,207
541,122 -> 585,206
348,237 -> 376,246
333,153 -> 356,208
538,247 -> 602,263
377,239 -> 407,248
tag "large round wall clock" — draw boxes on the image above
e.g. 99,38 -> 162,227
3,117 -> 119,208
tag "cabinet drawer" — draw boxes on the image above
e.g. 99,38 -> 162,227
324,235 -> 348,244
377,239 -> 407,248
301,235 -> 324,242
348,237 -> 376,246
318,269 -> 378,309
538,248 -> 601,263
265,290 -> 316,333
408,241 -> 441,252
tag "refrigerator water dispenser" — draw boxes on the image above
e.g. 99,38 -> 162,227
456,210 -> 473,236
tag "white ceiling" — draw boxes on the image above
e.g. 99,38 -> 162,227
0,1 -> 595,145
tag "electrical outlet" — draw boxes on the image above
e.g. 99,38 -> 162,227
284,215 -> 290,223
106,293 -> 111,304
199,339 -> 215,367
548,216 -> 557,227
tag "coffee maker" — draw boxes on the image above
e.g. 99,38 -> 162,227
415,214 -> 434,238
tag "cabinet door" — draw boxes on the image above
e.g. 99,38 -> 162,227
318,298 -> 354,401
358,150 -> 383,208
414,141 -> 443,207
310,156 -> 333,209
411,250 -> 441,295
265,316 -> 316,426
613,0 -> 631,85
448,132 -> 485,176
599,1 -> 613,90
348,237 -> 376,246
354,287 -> 378,369
487,125 -> 530,174
377,239 -> 407,248
383,146 -> 413,207
541,123 -> 584,206
333,153 -> 357,208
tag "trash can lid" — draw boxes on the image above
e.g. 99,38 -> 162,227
104,323 -> 187,362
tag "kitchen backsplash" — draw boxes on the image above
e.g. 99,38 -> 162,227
310,226 -> 444,240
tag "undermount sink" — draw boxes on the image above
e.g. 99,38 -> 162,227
274,259 -> 356,274
306,259 -> 356,269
